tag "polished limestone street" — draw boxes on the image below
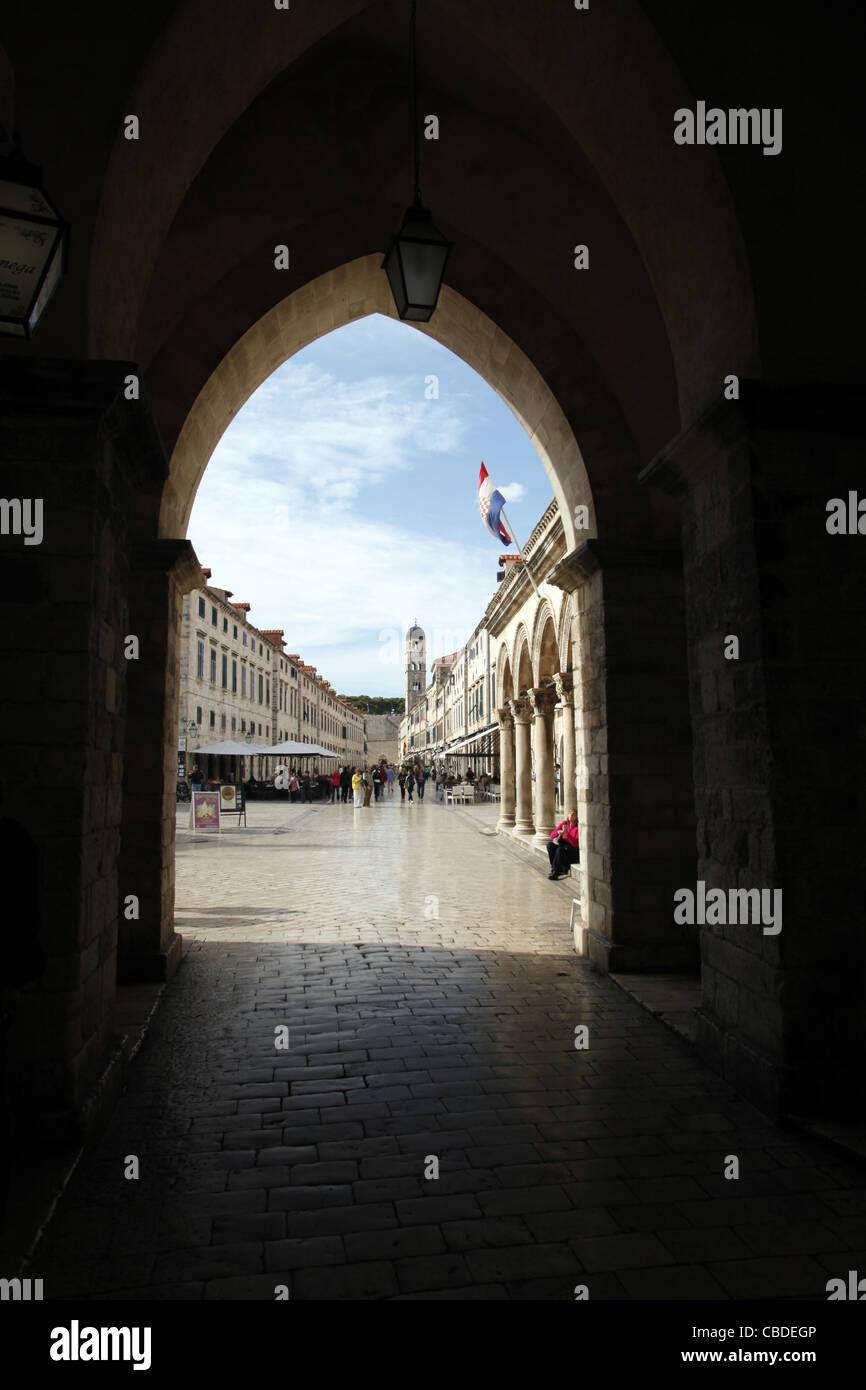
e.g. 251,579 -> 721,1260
34,797 -> 865,1301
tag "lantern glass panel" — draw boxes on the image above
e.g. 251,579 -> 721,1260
0,172 -> 66,337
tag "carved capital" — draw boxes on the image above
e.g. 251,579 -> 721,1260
554,672 -> 574,707
497,706 -> 515,731
508,696 -> 532,725
132,539 -> 205,594
528,686 -> 558,719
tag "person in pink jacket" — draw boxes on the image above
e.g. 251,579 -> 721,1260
548,809 -> 580,880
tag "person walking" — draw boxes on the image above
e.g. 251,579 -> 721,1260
415,764 -> 425,801
406,769 -> 415,803
340,764 -> 351,803
362,767 -> 373,807
398,769 -> 406,801
190,764 -> 203,791
352,767 -> 363,808
386,764 -> 395,796
372,765 -> 383,801
547,809 -> 580,880
330,768 -> 340,803
289,770 -> 299,803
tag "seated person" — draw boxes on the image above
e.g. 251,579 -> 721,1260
547,809 -> 580,880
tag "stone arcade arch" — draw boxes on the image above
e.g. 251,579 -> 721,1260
3,0 -> 859,1151
160,265 -> 593,550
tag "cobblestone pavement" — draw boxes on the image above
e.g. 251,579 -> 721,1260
35,797 -> 865,1300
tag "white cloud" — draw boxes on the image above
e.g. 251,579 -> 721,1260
188,358 -> 501,694
499,481 -> 527,502
205,360 -> 466,513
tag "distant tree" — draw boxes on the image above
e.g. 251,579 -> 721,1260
343,695 -> 405,716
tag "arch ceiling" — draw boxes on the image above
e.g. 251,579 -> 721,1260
83,0 -> 758,547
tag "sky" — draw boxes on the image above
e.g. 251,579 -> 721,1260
187,313 -> 554,696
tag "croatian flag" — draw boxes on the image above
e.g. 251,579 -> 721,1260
478,463 -> 512,546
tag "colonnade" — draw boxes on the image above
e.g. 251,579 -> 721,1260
496,672 -> 575,845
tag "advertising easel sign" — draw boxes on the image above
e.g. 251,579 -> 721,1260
190,790 -> 221,833
219,782 -> 247,825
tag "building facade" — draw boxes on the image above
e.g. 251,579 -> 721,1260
179,573 -> 365,779
398,502 -> 582,813
364,712 -> 401,767
399,623 -> 499,776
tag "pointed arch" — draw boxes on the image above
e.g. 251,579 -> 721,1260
530,598 -> 559,684
512,624 -> 534,698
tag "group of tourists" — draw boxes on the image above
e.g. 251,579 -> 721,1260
326,762 -> 432,807
187,755 -> 579,881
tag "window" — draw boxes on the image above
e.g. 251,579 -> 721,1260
221,654 -> 228,688
241,718 -> 246,732
221,714 -> 226,730
243,631 -> 247,646
231,717 -> 236,731
258,723 -> 262,736
232,660 -> 237,693
258,674 -> 263,704
291,666 -> 297,679
209,710 -> 215,728
251,638 -> 256,653
197,640 -> 204,678
210,649 -> 217,683
223,617 -> 228,633
266,725 -> 269,737
211,606 -> 217,626
198,597 -> 205,618
233,625 -> 238,639
241,666 -> 246,696
196,705 -> 202,724
266,680 -> 270,703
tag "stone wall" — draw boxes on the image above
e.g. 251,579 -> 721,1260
365,713 -> 401,767
0,360 -> 164,1138
557,542 -> 699,974
644,384 -> 866,1116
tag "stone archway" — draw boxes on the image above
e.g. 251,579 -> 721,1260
88,0 -> 759,429
160,260 -> 593,555
10,0 -> 824,1151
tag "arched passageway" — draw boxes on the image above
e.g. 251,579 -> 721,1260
1,0 -> 862,1219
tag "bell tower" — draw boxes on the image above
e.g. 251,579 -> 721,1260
405,623 -> 427,711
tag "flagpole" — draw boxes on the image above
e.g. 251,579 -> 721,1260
500,506 -> 540,596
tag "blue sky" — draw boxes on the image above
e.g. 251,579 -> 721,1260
188,313 -> 554,696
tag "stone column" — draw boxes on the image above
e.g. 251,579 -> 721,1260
548,540 -> 698,975
555,671 -> 577,812
529,688 -> 558,846
118,539 -> 204,983
496,707 -> 515,829
641,381 -> 866,1118
0,359 -> 167,1141
509,697 -> 534,836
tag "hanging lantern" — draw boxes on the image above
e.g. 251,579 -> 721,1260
382,0 -> 453,322
382,199 -> 452,322
0,153 -> 69,338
